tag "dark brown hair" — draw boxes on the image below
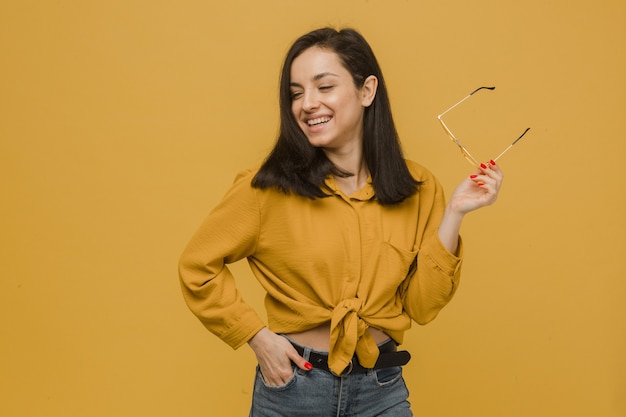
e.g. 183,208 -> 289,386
252,27 -> 420,205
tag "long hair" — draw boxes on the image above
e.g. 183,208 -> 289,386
252,27 -> 420,205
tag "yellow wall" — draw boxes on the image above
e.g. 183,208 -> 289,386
1,1 -> 624,416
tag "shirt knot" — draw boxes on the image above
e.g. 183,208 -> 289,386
328,298 -> 379,374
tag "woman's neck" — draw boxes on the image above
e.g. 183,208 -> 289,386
332,160 -> 370,196
324,143 -> 369,196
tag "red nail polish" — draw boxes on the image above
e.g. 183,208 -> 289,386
480,163 -> 487,169
470,174 -> 478,179
304,362 -> 313,370
490,160 -> 496,166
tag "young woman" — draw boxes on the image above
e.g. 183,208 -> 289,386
179,27 -> 503,416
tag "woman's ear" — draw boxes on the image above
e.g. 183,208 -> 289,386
360,75 -> 378,107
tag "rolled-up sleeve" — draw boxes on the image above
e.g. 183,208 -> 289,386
178,170 -> 266,349
400,171 -> 463,325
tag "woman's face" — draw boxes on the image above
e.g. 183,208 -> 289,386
289,47 -> 376,153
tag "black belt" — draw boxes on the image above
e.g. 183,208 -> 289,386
291,339 -> 411,376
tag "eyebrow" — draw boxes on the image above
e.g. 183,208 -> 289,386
290,72 -> 339,87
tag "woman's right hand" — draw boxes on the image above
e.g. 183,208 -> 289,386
247,327 -> 313,386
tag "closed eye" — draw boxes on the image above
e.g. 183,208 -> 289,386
290,90 -> 303,100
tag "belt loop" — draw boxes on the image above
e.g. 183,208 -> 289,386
282,334 -> 313,361
301,346 -> 312,362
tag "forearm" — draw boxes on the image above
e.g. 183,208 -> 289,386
437,204 -> 465,255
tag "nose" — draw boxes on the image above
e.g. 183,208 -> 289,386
302,90 -> 320,112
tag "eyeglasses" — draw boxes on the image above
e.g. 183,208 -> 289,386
437,86 -> 530,167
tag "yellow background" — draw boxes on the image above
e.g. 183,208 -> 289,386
1,1 -> 624,416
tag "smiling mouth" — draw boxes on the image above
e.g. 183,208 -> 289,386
307,116 -> 332,126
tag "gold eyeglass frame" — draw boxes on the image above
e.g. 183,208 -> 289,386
437,86 -> 530,167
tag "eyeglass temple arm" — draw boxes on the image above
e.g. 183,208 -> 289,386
438,86 -> 496,119
493,127 -> 531,162
470,86 -> 496,95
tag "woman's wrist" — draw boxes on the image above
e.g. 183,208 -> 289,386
438,206 -> 465,255
247,327 -> 269,350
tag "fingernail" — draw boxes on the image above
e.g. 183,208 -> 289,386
304,362 -> 313,370
470,174 -> 478,179
490,160 -> 496,166
480,163 -> 487,169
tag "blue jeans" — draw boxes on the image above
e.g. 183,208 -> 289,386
249,340 -> 412,417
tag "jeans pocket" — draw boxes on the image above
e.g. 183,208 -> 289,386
257,365 -> 299,391
374,366 -> 403,387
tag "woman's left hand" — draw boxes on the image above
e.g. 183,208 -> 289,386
448,160 -> 504,215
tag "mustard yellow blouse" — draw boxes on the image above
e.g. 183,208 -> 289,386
179,160 -> 463,375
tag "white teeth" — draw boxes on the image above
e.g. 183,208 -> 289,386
307,116 -> 331,126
